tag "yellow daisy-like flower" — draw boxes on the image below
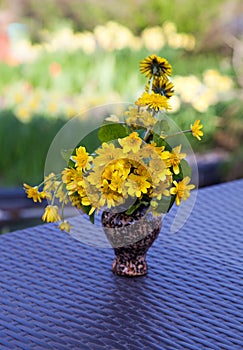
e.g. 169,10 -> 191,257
149,158 -> 170,183
71,146 -> 92,171
93,143 -> 124,167
125,174 -> 151,198
59,220 -> 72,233
42,205 -> 61,223
170,176 -> 195,206
162,145 -> 186,175
23,183 -> 45,203
62,168 -> 77,184
146,77 -> 174,98
191,119 -> 204,140
150,181 -> 171,201
99,179 -> 124,208
118,132 -> 142,153
135,92 -> 171,112
140,54 -> 172,78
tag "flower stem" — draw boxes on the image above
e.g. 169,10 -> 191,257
164,129 -> 191,139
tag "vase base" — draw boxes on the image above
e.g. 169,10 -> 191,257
112,256 -> 147,277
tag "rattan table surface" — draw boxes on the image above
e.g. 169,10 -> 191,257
0,180 -> 242,349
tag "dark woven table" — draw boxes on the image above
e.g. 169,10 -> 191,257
0,180 -> 242,350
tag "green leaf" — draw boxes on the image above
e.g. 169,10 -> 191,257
125,200 -> 149,215
153,134 -> 172,151
60,149 -> 73,163
153,120 -> 170,136
98,122 -> 129,143
155,195 -> 175,213
180,159 -> 192,178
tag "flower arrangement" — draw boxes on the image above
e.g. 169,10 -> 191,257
24,54 -> 203,232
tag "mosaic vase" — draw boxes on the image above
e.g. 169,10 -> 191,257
101,207 -> 162,277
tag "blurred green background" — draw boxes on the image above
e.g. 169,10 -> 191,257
0,0 -> 242,188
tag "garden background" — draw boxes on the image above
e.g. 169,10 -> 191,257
0,0 -> 242,231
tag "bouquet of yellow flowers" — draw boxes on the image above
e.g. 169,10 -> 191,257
24,54 -> 203,233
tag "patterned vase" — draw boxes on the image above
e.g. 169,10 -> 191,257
101,207 -> 162,277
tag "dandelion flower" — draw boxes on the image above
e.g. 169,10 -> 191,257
140,54 -> 172,78
135,92 -> 171,112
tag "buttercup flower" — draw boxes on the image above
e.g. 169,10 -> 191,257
170,177 -> 195,205
191,119 -> 204,140
72,146 -> 92,170
42,205 -> 61,222
59,220 -> 71,233
118,132 -> 142,153
23,184 -> 45,203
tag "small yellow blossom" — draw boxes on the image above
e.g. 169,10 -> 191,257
170,177 -> 195,206
135,92 -> 171,112
118,132 -> 142,153
23,184 -> 45,203
71,146 -> 92,170
93,143 -> 124,167
42,205 -> 61,222
59,220 -> 71,233
191,119 -> 204,140
125,174 -> 151,197
163,145 -> 186,175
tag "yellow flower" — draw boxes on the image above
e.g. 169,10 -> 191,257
135,92 -> 171,112
163,145 -> 186,175
59,220 -> 71,233
23,183 -> 45,203
170,177 -> 195,206
62,168 -> 77,184
151,181 -> 171,200
140,54 -> 172,78
149,158 -> 171,183
42,205 -> 61,222
99,179 -> 124,208
191,119 -> 204,140
146,77 -> 174,98
93,143 -> 124,167
71,146 -> 92,171
125,174 -> 151,197
118,132 -> 142,153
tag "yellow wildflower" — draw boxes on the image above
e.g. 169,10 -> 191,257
42,205 -> 61,222
62,168 -> 77,184
59,220 -> 71,233
71,146 -> 92,171
93,143 -> 124,167
118,132 -> 142,153
125,174 -> 151,197
149,158 -> 170,183
23,184 -> 45,203
135,92 -> 171,112
140,54 -> 172,78
191,119 -> 204,140
170,177 -> 195,206
146,77 -> 174,98
163,145 -> 186,175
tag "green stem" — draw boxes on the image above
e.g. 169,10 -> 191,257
164,129 -> 191,139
